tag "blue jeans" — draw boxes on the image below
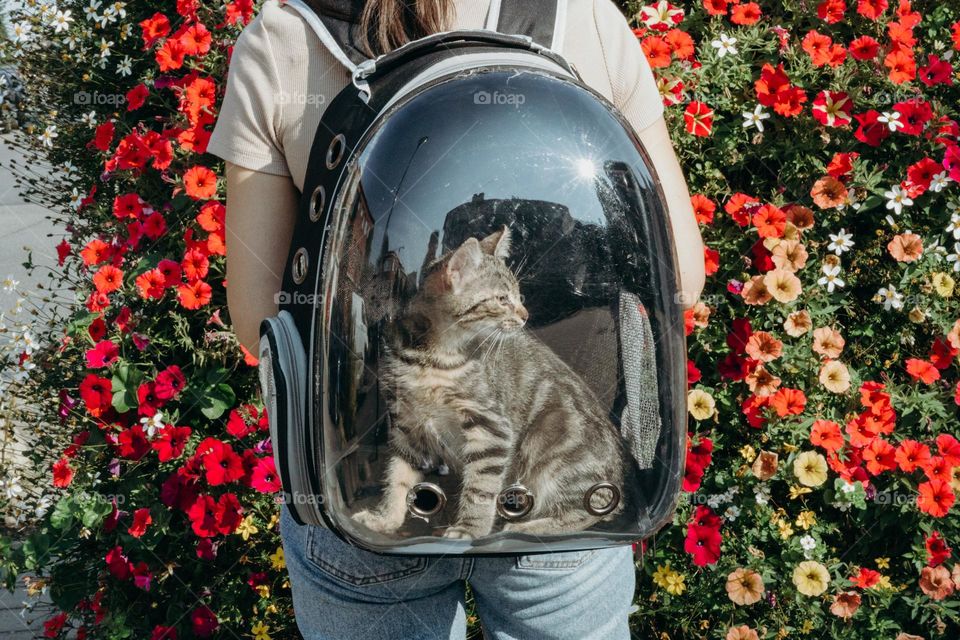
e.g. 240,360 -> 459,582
279,504 -> 637,639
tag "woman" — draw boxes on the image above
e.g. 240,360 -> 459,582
207,0 -> 705,637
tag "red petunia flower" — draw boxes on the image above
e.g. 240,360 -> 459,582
182,165 -> 218,200
683,101 -> 714,137
251,456 -> 282,494
190,605 -> 218,638
128,508 -> 153,538
92,265 -> 124,295
925,531 -> 952,567
79,374 -> 113,417
201,440 -> 245,486
917,479 -> 955,518
152,425 -> 192,462
905,358 -> 940,384
810,419 -> 845,452
896,439 -> 932,473
52,457 -> 74,488
117,425 -> 151,460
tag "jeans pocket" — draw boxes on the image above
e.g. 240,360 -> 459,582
515,549 -> 599,570
306,525 -> 429,586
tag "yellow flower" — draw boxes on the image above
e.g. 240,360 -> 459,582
269,547 -> 285,571
875,557 -> 890,569
236,516 -> 259,541
788,485 -> 813,500
792,561 -> 831,596
778,520 -> 794,540
687,389 -> 716,421
796,511 -> 816,530
875,575 -> 893,591
268,513 -> 280,530
665,572 -> 686,595
652,563 -> 686,595
763,268 -> 803,303
740,445 -> 757,462
818,360 -> 850,393
933,272 -> 955,297
255,584 -> 271,599
251,621 -> 271,640
801,619 -> 814,634
793,451 -> 829,487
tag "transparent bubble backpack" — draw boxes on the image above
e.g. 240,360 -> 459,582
257,0 -> 688,555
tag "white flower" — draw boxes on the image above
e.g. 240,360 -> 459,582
117,55 -> 133,77
81,110 -> 97,127
947,242 -> 960,272
12,21 -> 33,44
723,505 -> 740,522
51,9 -> 74,32
755,484 -> 771,505
742,104 -> 770,132
876,285 -> 904,310
38,124 -> 58,149
800,534 -> 817,551
929,170 -> 952,193
884,184 -> 913,215
97,37 -> 114,59
83,0 -> 102,22
711,33 -> 738,57
2,276 -> 19,293
639,1 -> 685,30
818,263 -> 845,292
877,110 -> 904,132
946,211 -> 960,240
140,411 -> 165,438
827,228 -> 854,254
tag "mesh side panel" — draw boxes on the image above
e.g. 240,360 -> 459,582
619,291 -> 662,469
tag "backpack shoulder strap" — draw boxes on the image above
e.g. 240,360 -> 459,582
486,0 -> 568,53
283,0 -> 370,72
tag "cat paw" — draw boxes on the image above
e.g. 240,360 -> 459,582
352,509 -> 403,534
441,525 -> 474,540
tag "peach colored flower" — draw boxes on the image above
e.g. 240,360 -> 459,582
784,203 -> 815,230
812,326 -> 845,359
745,331 -> 783,363
771,239 -> 809,272
751,450 -> 779,481
948,318 -> 960,350
742,275 -> 772,305
784,310 -> 812,337
829,590 -> 861,619
888,232 -> 923,262
811,175 -> 848,209
726,568 -> 765,605
895,634 -> 925,640
953,564 -> 960,587
919,565 -> 954,600
763,269 -> 803,303
726,625 -> 760,640
746,365 -> 782,397
691,301 -> 711,328
819,360 -> 851,393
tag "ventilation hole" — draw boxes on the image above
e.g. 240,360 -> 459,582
406,482 -> 445,517
308,185 -> 325,222
496,484 -> 534,520
291,247 -> 308,285
583,481 -> 621,516
326,134 -> 347,170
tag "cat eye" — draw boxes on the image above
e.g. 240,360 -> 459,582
496,295 -> 510,304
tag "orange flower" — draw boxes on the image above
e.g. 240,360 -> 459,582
741,275 -> 772,305
888,232 -> 923,262
92,265 -> 124,294
895,439 -> 932,473
771,387 -> 806,417
726,625 -> 760,640
177,279 -> 213,310
690,194 -> 716,224
183,165 -> 218,200
884,48 -> 916,84
771,239 -> 809,272
664,29 -> 695,60
906,358 -> 940,384
812,327 -> 844,359
752,204 -> 786,238
784,203 -> 815,230
745,331 -> 783,362
726,568 -> 765,605
811,176 -> 848,209
810,419 -> 844,452
751,451 -> 779,480
784,310 -> 812,336
641,35 -> 672,68
829,591 -> 861,619
917,479 -> 955,518
746,365 -> 782,397
918,565 -> 955,599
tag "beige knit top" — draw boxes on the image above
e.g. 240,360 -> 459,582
207,0 -> 665,194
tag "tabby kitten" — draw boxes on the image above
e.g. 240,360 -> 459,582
352,226 -> 627,539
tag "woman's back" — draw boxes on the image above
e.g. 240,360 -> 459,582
207,0 -> 665,194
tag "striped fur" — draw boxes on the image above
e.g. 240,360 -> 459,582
352,227 -> 626,539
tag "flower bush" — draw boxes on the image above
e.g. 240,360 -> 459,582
0,0 -> 957,638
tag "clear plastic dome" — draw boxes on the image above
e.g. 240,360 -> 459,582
312,67 -> 686,552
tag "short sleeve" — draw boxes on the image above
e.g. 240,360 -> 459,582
593,0 -> 665,134
206,12 -> 291,176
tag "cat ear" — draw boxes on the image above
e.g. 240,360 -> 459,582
445,238 -> 483,293
480,225 -> 511,260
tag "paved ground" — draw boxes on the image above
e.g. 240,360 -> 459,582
0,132 -> 60,638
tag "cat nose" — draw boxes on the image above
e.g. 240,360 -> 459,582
516,305 -> 529,322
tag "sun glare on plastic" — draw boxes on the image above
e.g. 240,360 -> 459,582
574,157 -> 597,180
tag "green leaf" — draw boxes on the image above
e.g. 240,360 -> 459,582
111,362 -> 141,413
50,496 -> 75,531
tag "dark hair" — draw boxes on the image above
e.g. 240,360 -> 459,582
359,0 -> 453,57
